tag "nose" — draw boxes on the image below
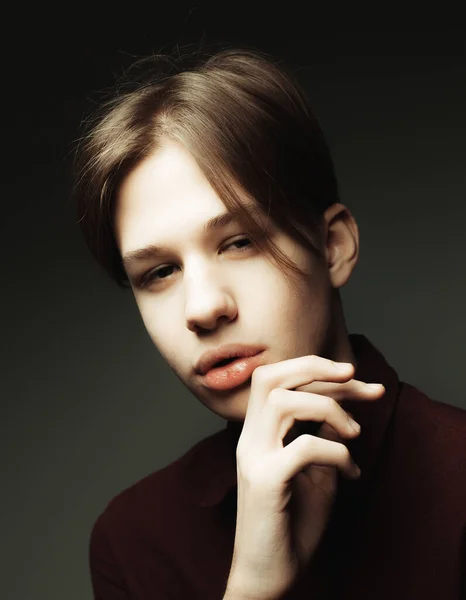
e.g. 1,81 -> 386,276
184,267 -> 237,333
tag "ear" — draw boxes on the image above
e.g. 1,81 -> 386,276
321,203 -> 359,289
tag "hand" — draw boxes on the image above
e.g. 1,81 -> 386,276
226,355 -> 385,600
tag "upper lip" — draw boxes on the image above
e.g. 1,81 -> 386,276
195,344 -> 265,375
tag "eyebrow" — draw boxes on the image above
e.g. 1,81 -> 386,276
122,205 -> 262,271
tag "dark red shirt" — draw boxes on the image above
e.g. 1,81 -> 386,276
89,334 -> 466,599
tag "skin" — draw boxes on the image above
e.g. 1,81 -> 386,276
114,139 -> 360,430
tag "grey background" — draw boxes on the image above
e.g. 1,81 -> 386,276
2,20 -> 465,600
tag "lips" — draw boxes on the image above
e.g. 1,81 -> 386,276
195,343 -> 266,376
200,352 -> 265,391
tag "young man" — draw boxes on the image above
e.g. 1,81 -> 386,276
74,48 -> 466,599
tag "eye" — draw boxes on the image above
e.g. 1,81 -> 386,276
226,236 -> 252,253
136,236 -> 254,289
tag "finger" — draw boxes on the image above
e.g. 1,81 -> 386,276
295,379 -> 385,402
251,355 -> 356,406
278,433 -> 360,481
264,388 -> 361,448
317,420 -> 342,442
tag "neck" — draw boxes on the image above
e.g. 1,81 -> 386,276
321,291 -> 357,371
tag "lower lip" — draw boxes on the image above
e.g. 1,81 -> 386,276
201,352 -> 264,391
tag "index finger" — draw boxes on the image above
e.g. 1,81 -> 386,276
251,354 -> 355,401
294,379 -> 385,402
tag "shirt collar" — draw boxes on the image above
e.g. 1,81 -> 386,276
189,333 -> 400,508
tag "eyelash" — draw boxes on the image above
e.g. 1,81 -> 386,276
136,236 -> 254,289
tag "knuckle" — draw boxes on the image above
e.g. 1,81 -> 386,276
324,395 -> 337,410
337,442 -> 350,461
297,433 -> 315,453
308,354 -> 334,368
267,387 -> 282,407
322,395 -> 339,417
341,407 -> 353,425
334,402 -> 348,421
251,364 -> 268,384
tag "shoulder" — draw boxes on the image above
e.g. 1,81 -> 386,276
90,427 -> 230,540
87,430 -> 232,598
398,381 -> 466,434
394,381 -> 466,473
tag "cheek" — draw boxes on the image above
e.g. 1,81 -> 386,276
135,299 -> 188,366
135,301 -> 167,345
272,269 -> 331,329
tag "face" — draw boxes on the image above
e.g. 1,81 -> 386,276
114,140 -> 357,422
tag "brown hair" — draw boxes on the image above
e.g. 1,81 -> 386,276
72,46 -> 339,290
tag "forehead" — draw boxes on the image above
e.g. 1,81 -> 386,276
114,142 -> 225,246
117,141 -> 218,214
113,141 -> 265,267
